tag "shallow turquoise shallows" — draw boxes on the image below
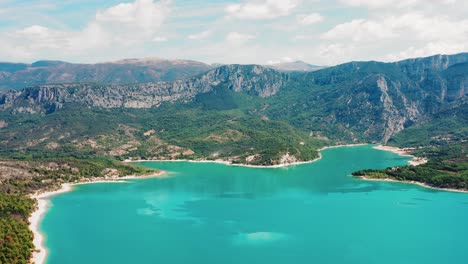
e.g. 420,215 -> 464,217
41,145 -> 468,264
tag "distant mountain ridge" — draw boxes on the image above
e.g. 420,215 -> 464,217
0,65 -> 287,113
0,58 -> 213,91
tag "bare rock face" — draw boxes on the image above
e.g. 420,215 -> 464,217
0,54 -> 466,144
278,152 -> 298,165
0,120 -> 8,128
299,53 -> 468,143
0,65 -> 288,113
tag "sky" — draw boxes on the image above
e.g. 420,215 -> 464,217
0,0 -> 467,65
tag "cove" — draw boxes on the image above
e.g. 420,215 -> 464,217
40,145 -> 468,264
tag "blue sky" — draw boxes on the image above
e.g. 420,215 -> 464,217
0,0 -> 467,65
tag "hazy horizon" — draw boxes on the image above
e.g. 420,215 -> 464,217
2,51 -> 467,68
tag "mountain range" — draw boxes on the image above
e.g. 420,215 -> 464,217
0,53 -> 466,165
0,58 -> 326,92
0,58 -> 212,91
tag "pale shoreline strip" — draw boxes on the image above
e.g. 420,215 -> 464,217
26,143 -> 438,264
124,143 -> 369,169
29,172 -> 166,264
358,176 -> 468,194
360,145 -> 466,193
372,145 -> 428,166
29,144 -> 366,263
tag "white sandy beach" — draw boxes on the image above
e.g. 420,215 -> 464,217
28,144 -> 431,264
29,183 -> 72,264
373,145 -> 428,166
125,143 -> 369,168
28,171 -> 166,264
29,145 -> 370,262
358,146 -> 466,193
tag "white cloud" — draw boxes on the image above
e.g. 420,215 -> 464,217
266,56 -> 296,64
292,35 -> 310,42
321,19 -> 395,42
16,25 -> 72,50
318,43 -> 354,62
225,0 -> 300,19
96,0 -> 169,35
188,30 -> 211,40
297,13 -> 324,25
226,32 -> 255,44
152,36 -> 168,42
18,25 -> 51,38
322,13 -> 468,43
340,0 -> 456,9
386,41 -> 467,61
0,0 -> 171,61
319,12 -> 468,64
0,0 -> 466,66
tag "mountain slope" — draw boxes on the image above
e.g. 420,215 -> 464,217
265,53 -> 468,143
0,65 -> 288,114
0,58 -> 213,91
354,103 -> 468,190
0,53 -> 466,164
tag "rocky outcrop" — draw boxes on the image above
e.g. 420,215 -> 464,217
396,53 -> 468,75
296,53 -> 468,143
0,65 -> 288,113
0,53 -> 466,143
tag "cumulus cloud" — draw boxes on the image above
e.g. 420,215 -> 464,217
321,19 -> 395,42
188,30 -> 212,40
340,0 -> 456,9
297,13 -> 324,25
96,0 -> 169,36
0,0 -> 171,61
322,13 -> 468,42
152,36 -> 168,42
266,56 -> 296,64
386,41 -> 467,61
226,32 -> 255,44
0,0 -> 466,65
319,12 -> 468,64
225,0 -> 300,19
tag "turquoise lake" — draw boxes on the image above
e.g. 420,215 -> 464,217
41,145 -> 468,264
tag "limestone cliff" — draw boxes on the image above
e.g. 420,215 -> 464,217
0,65 -> 288,113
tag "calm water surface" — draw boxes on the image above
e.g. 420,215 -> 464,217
42,145 -> 468,264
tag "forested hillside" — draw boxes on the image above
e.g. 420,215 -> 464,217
354,103 -> 467,190
0,53 -> 466,165
0,52 -> 467,263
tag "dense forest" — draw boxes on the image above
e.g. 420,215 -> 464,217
353,144 -> 468,190
353,104 -> 468,190
0,193 -> 35,264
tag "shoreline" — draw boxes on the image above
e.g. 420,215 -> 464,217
25,143 -> 440,264
125,143 -> 368,169
372,145 -> 428,166
28,171 -> 166,264
361,145 -> 467,193
357,176 -> 468,194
